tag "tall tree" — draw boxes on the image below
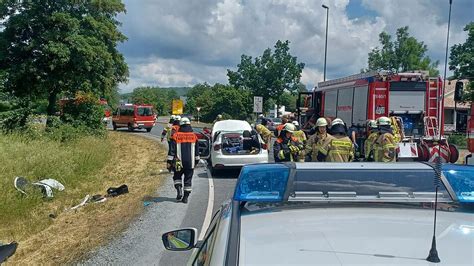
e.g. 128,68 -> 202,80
449,22 -> 474,100
0,0 -> 129,125
228,40 -> 305,112
367,26 -> 439,76
130,87 -> 179,116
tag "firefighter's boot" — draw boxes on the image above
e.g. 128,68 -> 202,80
182,191 -> 191,204
175,185 -> 183,201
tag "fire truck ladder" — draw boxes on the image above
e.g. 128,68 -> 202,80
427,77 -> 440,119
424,117 -> 439,138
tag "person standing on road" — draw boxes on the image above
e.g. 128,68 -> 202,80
291,121 -> 307,162
318,118 -> 353,162
273,123 -> 304,162
364,120 -> 379,161
161,115 -> 176,143
256,118 -> 274,146
373,116 -> 397,162
305,117 -> 333,162
167,117 -> 200,203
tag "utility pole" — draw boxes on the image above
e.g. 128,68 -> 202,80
322,4 -> 329,81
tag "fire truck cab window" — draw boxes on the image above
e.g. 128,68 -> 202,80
324,90 -> 337,118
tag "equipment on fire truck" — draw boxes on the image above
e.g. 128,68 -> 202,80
297,70 -> 459,163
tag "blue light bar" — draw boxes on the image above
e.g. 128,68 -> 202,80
442,164 -> 474,203
233,164 -> 290,202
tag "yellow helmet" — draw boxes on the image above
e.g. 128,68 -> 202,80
377,116 -> 391,126
316,117 -> 328,127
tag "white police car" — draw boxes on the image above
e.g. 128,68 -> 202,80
162,162 -> 474,265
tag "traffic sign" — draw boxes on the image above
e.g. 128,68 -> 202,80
253,96 -> 263,113
172,99 -> 184,115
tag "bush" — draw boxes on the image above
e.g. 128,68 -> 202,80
0,105 -> 31,133
60,92 -> 105,131
448,133 -> 467,149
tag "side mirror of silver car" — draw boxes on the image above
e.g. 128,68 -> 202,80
162,228 -> 198,251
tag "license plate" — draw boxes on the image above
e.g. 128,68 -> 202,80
138,123 -> 144,126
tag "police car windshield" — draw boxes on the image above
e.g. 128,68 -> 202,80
294,169 -> 450,199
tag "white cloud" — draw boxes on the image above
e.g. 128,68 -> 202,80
118,0 -> 472,92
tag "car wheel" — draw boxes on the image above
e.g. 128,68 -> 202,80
128,123 -> 134,132
210,165 -> 219,176
146,128 -> 152,133
112,122 -> 117,131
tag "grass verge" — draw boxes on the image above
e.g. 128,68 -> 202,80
0,131 -> 168,264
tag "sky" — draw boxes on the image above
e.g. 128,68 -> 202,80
117,0 -> 473,92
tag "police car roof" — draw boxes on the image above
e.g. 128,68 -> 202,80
239,205 -> 474,265
294,162 -> 434,170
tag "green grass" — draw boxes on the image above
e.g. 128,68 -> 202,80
0,133 -> 112,240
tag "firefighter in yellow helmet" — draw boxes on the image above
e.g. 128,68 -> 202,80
318,118 -> 354,162
373,116 -> 397,162
364,120 -> 379,161
273,123 -> 304,162
305,117 -> 334,162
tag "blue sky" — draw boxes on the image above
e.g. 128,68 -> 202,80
117,0 -> 473,92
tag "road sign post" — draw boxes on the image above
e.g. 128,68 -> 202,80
253,96 -> 263,113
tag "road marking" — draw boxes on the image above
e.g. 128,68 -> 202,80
199,162 -> 215,240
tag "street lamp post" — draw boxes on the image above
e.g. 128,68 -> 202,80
196,107 -> 201,124
322,4 -> 329,82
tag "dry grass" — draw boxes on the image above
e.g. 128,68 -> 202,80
1,132 -> 168,265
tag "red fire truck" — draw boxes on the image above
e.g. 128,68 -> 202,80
297,70 -> 459,163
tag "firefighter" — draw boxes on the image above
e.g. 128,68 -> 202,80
273,123 -> 304,162
373,116 -> 397,162
364,120 -> 379,161
305,117 -> 334,162
292,121 -> 307,162
161,115 -> 176,143
318,118 -> 354,162
167,117 -> 200,203
166,116 -> 181,172
256,118 -> 274,145
275,117 -> 289,137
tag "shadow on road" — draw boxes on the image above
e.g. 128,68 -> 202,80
142,195 -> 178,203
196,168 -> 241,179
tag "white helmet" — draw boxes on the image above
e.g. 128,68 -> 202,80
331,118 -> 345,127
283,123 -> 296,133
180,117 -> 191,125
217,114 -> 223,119
292,121 -> 299,127
367,119 -> 378,129
170,115 -> 177,120
175,115 -> 182,121
316,117 -> 328,127
377,116 -> 391,126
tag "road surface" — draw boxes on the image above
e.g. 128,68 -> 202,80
84,123 -> 238,265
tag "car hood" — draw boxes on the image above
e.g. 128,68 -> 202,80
239,206 -> 474,266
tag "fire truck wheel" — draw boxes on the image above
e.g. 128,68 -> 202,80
420,143 -> 430,161
448,144 -> 460,163
112,122 -> 117,131
415,145 -> 426,161
128,123 -> 134,132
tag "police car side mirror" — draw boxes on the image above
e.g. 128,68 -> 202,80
162,228 -> 198,251
454,81 -> 464,102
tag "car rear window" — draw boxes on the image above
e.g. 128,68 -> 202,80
294,169 -> 450,197
137,107 -> 153,116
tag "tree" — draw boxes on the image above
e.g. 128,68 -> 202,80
228,40 -> 305,112
449,22 -> 474,100
129,87 -> 179,116
367,26 -> 439,76
185,83 -> 253,122
0,0 -> 129,126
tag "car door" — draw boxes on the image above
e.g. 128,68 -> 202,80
189,210 -> 222,266
195,130 -> 211,160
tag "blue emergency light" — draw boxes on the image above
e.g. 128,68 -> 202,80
442,164 -> 474,203
233,164 -> 290,202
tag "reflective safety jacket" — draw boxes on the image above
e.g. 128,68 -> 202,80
161,124 -> 173,141
275,124 -> 285,137
320,135 -> 354,162
168,129 -> 200,170
293,130 -> 307,144
373,132 -> 397,162
273,136 -> 303,162
305,132 -> 334,162
364,132 -> 379,160
256,124 -> 273,144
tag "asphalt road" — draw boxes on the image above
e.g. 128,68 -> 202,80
84,123 -> 238,265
